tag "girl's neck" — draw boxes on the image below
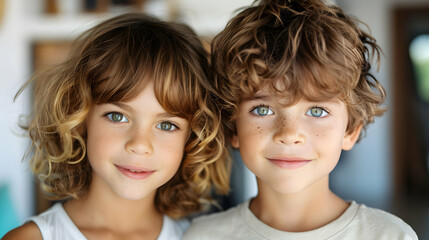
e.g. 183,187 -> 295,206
63,178 -> 163,239
249,176 -> 349,232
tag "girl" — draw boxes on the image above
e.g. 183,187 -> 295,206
4,13 -> 230,240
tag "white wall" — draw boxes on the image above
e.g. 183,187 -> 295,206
0,0 -> 34,222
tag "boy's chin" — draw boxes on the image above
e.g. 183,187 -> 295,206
259,177 -> 326,196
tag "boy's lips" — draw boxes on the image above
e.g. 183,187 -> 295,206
267,157 -> 312,169
115,164 -> 155,180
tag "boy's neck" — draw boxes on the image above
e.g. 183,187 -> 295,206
249,176 -> 349,232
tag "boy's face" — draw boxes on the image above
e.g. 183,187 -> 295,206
231,88 -> 361,195
86,81 -> 189,201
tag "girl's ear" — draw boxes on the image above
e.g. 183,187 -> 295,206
230,134 -> 240,148
342,124 -> 363,151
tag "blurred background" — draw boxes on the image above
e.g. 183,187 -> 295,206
0,0 -> 428,238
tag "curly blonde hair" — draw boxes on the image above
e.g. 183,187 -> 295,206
212,0 -> 386,139
16,13 -> 230,218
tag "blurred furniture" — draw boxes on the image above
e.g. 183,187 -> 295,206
0,0 -> 4,26
392,5 -> 429,199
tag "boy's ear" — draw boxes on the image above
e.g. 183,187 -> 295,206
342,124 -> 363,151
230,134 -> 240,148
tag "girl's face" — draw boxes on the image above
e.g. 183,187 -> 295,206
86,81 -> 189,200
231,88 -> 361,195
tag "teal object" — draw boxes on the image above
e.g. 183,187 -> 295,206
0,184 -> 20,237
409,34 -> 429,103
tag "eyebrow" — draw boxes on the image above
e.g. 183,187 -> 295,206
307,98 -> 342,104
110,102 -> 180,118
111,102 -> 133,112
241,95 -> 270,102
156,112 -> 180,118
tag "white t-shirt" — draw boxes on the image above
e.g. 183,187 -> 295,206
184,200 -> 418,240
27,202 -> 189,240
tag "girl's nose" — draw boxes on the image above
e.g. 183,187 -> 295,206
125,126 -> 153,155
272,115 -> 305,145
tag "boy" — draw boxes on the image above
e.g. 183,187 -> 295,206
184,0 -> 418,239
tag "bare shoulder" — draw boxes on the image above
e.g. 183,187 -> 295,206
2,222 -> 42,240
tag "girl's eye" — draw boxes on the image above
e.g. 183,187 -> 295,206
306,107 -> 328,117
156,122 -> 178,131
105,112 -> 129,123
251,106 -> 274,116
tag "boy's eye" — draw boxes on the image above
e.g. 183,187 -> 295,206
251,106 -> 274,116
156,122 -> 178,131
306,107 -> 328,117
105,112 -> 129,123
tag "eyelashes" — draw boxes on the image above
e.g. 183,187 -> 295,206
155,122 -> 178,131
250,105 -> 274,116
249,105 -> 330,118
104,112 -> 179,132
305,107 -> 329,117
105,112 -> 129,123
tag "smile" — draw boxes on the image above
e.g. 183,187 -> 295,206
115,165 -> 155,180
267,158 -> 312,169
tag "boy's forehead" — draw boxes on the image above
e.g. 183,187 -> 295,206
240,78 -> 343,104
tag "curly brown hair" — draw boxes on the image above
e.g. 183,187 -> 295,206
16,13 -> 230,218
211,0 -> 386,140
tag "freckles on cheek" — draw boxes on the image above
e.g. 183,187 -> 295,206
251,122 -> 265,135
256,125 -> 263,135
279,116 -> 286,131
275,117 -> 284,131
312,128 -> 327,138
239,121 -> 264,138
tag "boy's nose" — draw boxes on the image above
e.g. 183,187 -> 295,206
125,127 -> 153,155
273,116 -> 305,145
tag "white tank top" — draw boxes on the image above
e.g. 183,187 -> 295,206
27,202 -> 189,240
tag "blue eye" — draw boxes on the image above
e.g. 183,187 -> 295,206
156,122 -> 178,131
105,112 -> 129,122
306,107 -> 328,117
251,106 -> 274,116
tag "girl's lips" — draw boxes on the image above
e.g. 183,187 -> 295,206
115,165 -> 155,180
267,158 -> 312,169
